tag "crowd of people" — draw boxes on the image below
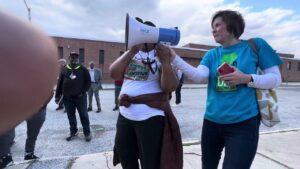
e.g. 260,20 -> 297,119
0,9 -> 283,169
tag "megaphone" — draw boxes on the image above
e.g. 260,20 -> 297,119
125,14 -> 180,50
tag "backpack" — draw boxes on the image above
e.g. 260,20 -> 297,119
247,39 -> 280,127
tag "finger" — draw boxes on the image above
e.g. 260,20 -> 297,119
225,80 -> 234,86
156,43 -> 162,50
158,43 -> 168,50
220,76 -> 233,81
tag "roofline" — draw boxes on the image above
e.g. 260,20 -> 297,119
171,46 -> 209,52
281,57 -> 300,61
50,36 -> 298,58
51,36 -> 125,45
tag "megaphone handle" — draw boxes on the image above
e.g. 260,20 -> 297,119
159,42 -> 171,46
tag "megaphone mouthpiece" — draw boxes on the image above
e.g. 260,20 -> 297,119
158,28 -> 180,46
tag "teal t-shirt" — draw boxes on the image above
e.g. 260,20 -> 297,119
201,38 -> 283,124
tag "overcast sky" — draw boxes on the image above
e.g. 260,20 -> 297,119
1,0 -> 300,58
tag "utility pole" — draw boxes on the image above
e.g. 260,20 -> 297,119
24,0 -> 31,22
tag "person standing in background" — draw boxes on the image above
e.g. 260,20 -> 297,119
113,79 -> 123,111
175,69 -> 184,105
56,58 -> 67,111
55,52 -> 92,142
87,61 -> 103,113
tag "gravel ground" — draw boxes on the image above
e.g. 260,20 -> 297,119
10,85 -> 300,162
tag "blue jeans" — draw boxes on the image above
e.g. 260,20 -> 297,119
64,93 -> 90,136
201,115 -> 260,169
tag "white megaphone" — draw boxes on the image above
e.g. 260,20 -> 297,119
125,13 -> 180,50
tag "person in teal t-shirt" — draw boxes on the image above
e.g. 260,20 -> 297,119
169,10 -> 282,169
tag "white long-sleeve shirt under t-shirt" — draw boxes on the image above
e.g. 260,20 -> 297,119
171,55 -> 281,89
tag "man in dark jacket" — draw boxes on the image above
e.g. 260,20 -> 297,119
55,52 -> 92,142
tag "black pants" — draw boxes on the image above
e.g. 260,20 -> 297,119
175,84 -> 182,104
0,129 -> 15,156
201,115 -> 260,169
0,107 -> 46,156
114,86 -> 122,107
25,107 -> 46,153
64,93 -> 90,136
115,114 -> 164,169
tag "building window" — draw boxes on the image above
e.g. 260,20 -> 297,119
99,50 -> 104,64
298,63 -> 300,71
79,48 -> 85,64
287,62 -> 292,70
120,51 -> 124,56
58,46 -> 63,58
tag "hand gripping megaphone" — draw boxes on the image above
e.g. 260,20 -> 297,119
125,14 -> 180,50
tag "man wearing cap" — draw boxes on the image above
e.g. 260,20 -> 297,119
55,52 -> 92,142
87,61 -> 103,113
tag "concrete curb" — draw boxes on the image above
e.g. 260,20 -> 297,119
8,129 -> 300,169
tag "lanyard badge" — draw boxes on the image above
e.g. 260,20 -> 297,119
70,72 -> 77,80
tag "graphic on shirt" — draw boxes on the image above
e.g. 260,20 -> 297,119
216,52 -> 238,92
221,53 -> 237,65
124,60 -> 150,81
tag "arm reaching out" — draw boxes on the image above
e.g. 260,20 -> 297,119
170,48 -> 209,83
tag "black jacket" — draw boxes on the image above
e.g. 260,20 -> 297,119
55,64 -> 91,99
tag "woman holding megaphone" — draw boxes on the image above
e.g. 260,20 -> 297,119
109,19 -> 183,169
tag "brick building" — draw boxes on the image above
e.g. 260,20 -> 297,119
52,36 -> 300,83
